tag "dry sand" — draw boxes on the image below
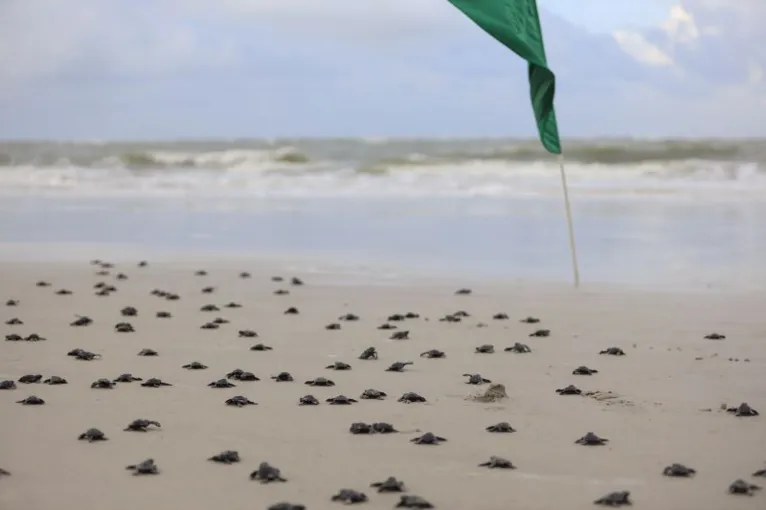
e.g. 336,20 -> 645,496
1,259 -> 765,510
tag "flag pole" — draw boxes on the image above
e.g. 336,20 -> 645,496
557,154 -> 580,288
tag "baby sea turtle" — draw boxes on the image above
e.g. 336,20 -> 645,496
5,317 -> 22,325
212,317 -> 229,325
350,422 -> 373,435
340,313 -> 359,321
124,419 -> 161,431
331,490 -> 368,504
274,289 -> 289,296
359,347 -> 378,360
271,372 -> 294,382
504,342 -> 531,353
753,466 -> 766,477
6,299 -> 19,306
387,314 -> 405,321
556,384 -> 582,395
239,329 -> 258,338
138,260 -> 148,267
126,459 -> 159,475
395,495 -> 433,509
493,313 -> 509,320
69,349 -> 101,360
137,348 -> 158,356
239,271 -> 251,279
5,334 -> 22,341
195,270 -> 208,276
404,312 -> 420,318
486,422 -> 516,433
704,333 -> 726,340
78,428 -> 108,442
398,392 -> 426,403
600,347 -> 625,356
378,324 -> 396,330
306,377 -> 335,387
121,306 -> 138,317
0,468 -> 10,476
17,395 -> 45,405
326,361 -> 351,371
521,316 -> 540,324
209,450 -> 240,464
386,361 -> 413,372
272,276 -> 284,282
225,395 -> 257,407
250,343 -> 273,351
200,322 -> 219,330
464,373 -> 491,385
373,422 -> 398,433
475,344 -> 494,354
455,288 -> 471,295
440,314 -> 461,323
201,286 -> 215,294
156,311 -> 172,318
209,378 -> 236,388
224,302 -> 242,308
91,378 -> 116,389
182,361 -> 207,370
575,432 -> 609,445
0,380 -> 17,390
573,365 -> 598,375
529,329 -> 550,337
726,403 -> 759,416
232,371 -> 259,381
325,323 -> 341,330
467,383 -> 509,403
594,491 -> 631,506
70,316 -> 92,327
250,462 -> 286,483
114,373 -> 142,383
478,456 -> 516,469
115,273 -> 128,280
290,276 -> 303,286
728,479 -> 761,495
42,375 -> 67,385
663,463 -> 696,477
115,322 -> 134,333
411,432 -> 446,445
24,333 -> 45,342
370,476 -> 405,492
390,330 -> 409,340
299,395 -> 320,406
360,389 -> 387,400
420,349 -> 446,359
140,378 -> 171,388
36,281 -> 51,287
284,307 -> 299,315
326,395 -> 358,405
18,374 -> 43,384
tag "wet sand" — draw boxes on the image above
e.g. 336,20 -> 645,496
1,260 -> 765,510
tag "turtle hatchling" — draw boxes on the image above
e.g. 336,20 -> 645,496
18,374 -> 42,384
78,428 -> 108,442
69,349 -> 101,360
209,378 -> 236,388
17,396 -> 45,405
271,372 -> 294,382
326,395 -> 357,405
284,307 -> 299,315
339,313 -> 359,321
140,378 -> 171,387
475,344 -> 494,354
464,373 -> 491,385
420,349 -> 446,359
299,395 -> 320,406
121,307 -> 137,317
124,419 -> 161,431
326,361 -> 351,371
728,479 -> 761,495
70,316 -> 92,327
200,304 -> 219,312
225,395 -> 257,407
600,347 -> 625,356
478,456 -> 516,469
91,378 -> 116,389
411,432 -> 446,445
239,329 -> 258,338
529,329 -> 550,337
359,347 -> 378,360
372,422 -> 398,433
704,333 -> 726,340
395,495 -> 433,509
370,476 -> 405,493
325,322 -> 340,330
575,432 -> 609,445
486,422 -> 516,433
350,422 -> 373,435
250,344 -> 273,351
0,380 -> 17,390
360,389 -> 387,400
556,385 -> 582,395
209,450 -> 240,464
182,361 -> 208,370
594,491 -> 632,507
726,403 -> 759,416
505,342 -> 531,354
386,361 -> 413,372
126,459 -> 159,475
114,373 -> 142,383
398,392 -> 426,403
43,376 -> 67,385
663,463 -> 696,477
573,366 -> 598,375
137,348 -> 158,356
115,322 -> 134,333
233,371 -> 259,381
331,489 -> 367,504
5,317 -> 22,325
520,316 -> 540,323
305,377 -> 335,387
250,462 -> 286,483
492,313 -> 509,320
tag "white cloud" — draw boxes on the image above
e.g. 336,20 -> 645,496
612,31 -> 674,66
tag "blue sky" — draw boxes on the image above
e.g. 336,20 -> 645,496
0,0 -> 763,140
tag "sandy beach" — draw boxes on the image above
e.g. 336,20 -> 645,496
1,258 -> 765,510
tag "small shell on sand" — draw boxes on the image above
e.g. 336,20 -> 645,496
466,383 -> 508,402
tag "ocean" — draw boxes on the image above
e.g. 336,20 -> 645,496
1,138 -> 765,290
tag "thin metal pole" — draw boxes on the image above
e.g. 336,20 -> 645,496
557,154 -> 580,288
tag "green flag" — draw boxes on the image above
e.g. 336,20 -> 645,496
447,0 -> 562,154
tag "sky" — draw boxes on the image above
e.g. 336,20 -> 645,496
0,0 -> 764,140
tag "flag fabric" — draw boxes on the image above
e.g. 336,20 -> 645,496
447,0 -> 562,154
